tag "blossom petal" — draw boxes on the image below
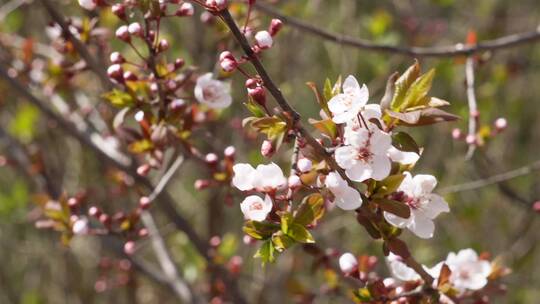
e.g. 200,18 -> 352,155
408,215 -> 435,239
342,75 -> 361,95
335,187 -> 363,210
369,129 -> 392,155
421,194 -> 450,219
232,163 -> 256,191
346,162 -> 373,182
335,146 -> 358,169
240,195 -> 273,222
388,146 -> 420,165
412,174 -> 438,196
398,172 -> 415,196
254,163 -> 286,190
387,253 -> 421,281
384,211 -> 411,228
369,154 -> 391,181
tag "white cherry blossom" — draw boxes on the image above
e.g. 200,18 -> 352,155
232,162 -> 287,192
388,146 -> 420,165
339,252 -> 358,273
324,172 -> 362,210
255,31 -> 273,49
328,75 -> 369,124
240,195 -> 273,222
444,248 -> 492,292
335,126 -> 392,182
384,172 -> 449,239
78,0 -> 96,10
194,73 -> 232,109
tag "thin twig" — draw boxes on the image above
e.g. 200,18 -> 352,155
465,57 -> 478,159
440,159 -> 540,194
255,2 -> 540,58
40,0 -> 114,90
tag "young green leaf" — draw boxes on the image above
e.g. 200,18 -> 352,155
243,221 -> 280,240
294,193 -> 325,226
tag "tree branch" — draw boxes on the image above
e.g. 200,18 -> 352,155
465,57 -> 479,159
255,2 -> 540,57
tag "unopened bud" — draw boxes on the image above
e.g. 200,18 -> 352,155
205,153 -> 219,165
465,134 -> 477,145
533,201 -> 540,213
88,206 -> 101,217
99,213 -> 111,226
194,179 -> 211,190
174,58 -> 185,70
123,71 -> 138,81
138,228 -> 149,237
78,0 -> 96,10
297,158 -> 312,173
494,117 -> 507,131
228,255 -> 243,274
139,196 -> 152,210
248,86 -> 266,106
137,164 -> 151,176
110,51 -> 125,64
219,51 -> 237,72
255,31 -> 273,49
124,241 -> 136,255
169,99 -> 186,111
107,64 -> 123,81
115,25 -> 130,42
470,109 -> 480,119
339,252 -> 358,274
176,3 -> 194,16
111,4 -> 126,20
261,140 -> 274,158
158,39 -> 169,52
452,128 -> 462,140
245,78 -> 258,89
128,22 -> 143,37
288,175 -> 301,188
72,217 -> 89,234
224,146 -> 236,159
205,0 -> 227,10
269,19 -> 283,36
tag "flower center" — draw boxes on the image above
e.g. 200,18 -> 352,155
458,269 -> 470,280
249,202 -> 264,211
203,85 -> 218,101
355,147 -> 373,162
404,196 -> 420,210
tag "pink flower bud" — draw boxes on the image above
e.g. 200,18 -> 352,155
139,196 -> 152,210
115,25 -> 130,42
494,117 -> 507,131
124,241 -> 136,255
111,4 -> 126,20
261,140 -> 274,158
288,175 -> 301,189
110,51 -> 125,64
194,179 -> 211,190
72,217 -> 89,235
123,71 -> 138,81
176,3 -> 194,16
224,146 -> 236,158
219,51 -> 237,72
255,30 -> 273,49
228,255 -> 243,274
174,58 -> 185,70
107,64 -> 123,81
269,19 -> 283,36
200,11 -> 215,24
339,252 -> 358,274
169,99 -> 186,111
206,0 -> 227,10
465,134 -> 477,145
248,86 -> 266,106
137,164 -> 151,176
209,235 -> 221,247
452,128 -> 462,140
134,111 -> 145,122
128,22 -> 143,37
138,228 -> 149,237
158,39 -> 169,52
99,213 -> 111,226
78,0 -> 96,10
88,206 -> 101,217
470,109 -> 480,119
297,158 -> 312,173
245,78 -> 258,89
532,201 -> 540,213
205,153 -> 219,165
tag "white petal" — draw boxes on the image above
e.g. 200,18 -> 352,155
335,146 -> 358,169
369,154 -> 391,181
362,104 -> 383,121
408,215 -> 435,239
232,163 -> 256,191
421,194 -> 450,219
398,172 -> 415,196
346,128 -> 370,148
342,75 -> 360,95
369,129 -> 392,155
255,163 -> 286,190
388,146 -> 420,165
346,162 -> 373,182
328,94 -> 350,114
387,253 -> 421,281
240,195 -> 273,222
412,174 -> 438,196
335,187 -> 363,210
384,211 -> 411,228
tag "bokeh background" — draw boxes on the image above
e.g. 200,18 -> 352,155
0,0 -> 539,303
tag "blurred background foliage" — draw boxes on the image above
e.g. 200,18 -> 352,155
0,0 -> 539,303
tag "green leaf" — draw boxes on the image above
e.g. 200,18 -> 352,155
353,287 -> 373,302
243,221 -> 280,240
128,139 -> 154,153
251,116 -> 288,140
306,82 -> 331,117
280,212 -> 294,234
391,132 -> 420,154
374,198 -> 411,219
287,223 -> 315,243
386,109 -> 422,125
271,233 -> 295,252
390,60 -> 421,111
102,89 -> 135,108
9,103 -> 39,143
402,68 -> 436,109
294,193 -> 325,226
244,98 -> 266,118
308,118 -> 337,139
373,174 -> 406,197
254,240 -> 276,264
380,72 -> 399,111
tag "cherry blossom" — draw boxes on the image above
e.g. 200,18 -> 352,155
386,253 -> 421,281
240,195 -> 273,222
388,146 -> 420,165
232,163 -> 287,192
384,172 -> 450,239
194,73 -> 232,109
439,248 -> 492,292
335,126 -> 392,182
72,217 -> 89,235
339,252 -> 358,273
328,75 -> 369,124
324,172 -> 362,210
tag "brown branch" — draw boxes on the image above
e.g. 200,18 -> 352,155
40,0 -> 114,90
255,2 -> 540,57
0,65 -> 247,304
